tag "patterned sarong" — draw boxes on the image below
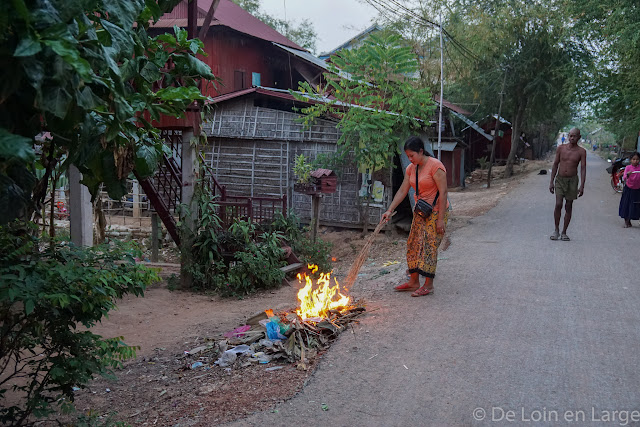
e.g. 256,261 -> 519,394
407,210 -> 449,278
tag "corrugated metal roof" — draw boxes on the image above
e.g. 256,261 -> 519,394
310,169 -> 334,178
151,0 -> 304,51
273,43 -> 356,82
207,86 -> 317,106
435,97 -> 472,116
430,141 -> 458,152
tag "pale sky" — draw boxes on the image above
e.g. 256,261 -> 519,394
259,0 -> 379,54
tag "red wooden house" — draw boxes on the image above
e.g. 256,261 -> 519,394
464,115 -> 513,169
148,0 -> 326,99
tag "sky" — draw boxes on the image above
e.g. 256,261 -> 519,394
258,0 -> 379,54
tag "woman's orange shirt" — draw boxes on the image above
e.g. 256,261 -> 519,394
406,157 -> 449,212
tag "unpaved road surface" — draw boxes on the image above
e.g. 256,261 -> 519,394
231,151 -> 640,426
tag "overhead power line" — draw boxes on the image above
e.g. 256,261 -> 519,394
363,0 -> 481,63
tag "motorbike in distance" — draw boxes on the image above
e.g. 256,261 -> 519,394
607,157 -> 630,193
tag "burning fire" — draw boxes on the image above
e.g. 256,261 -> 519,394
296,264 -> 350,320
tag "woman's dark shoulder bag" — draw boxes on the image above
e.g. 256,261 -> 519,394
414,164 -> 439,218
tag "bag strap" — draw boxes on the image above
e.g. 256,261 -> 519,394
416,164 -> 439,205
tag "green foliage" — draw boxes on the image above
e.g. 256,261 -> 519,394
476,156 -> 489,170
182,184 -> 333,296
267,212 -> 333,274
293,32 -> 435,172
0,222 -> 159,425
567,0 -> 640,139
182,183 -> 286,296
429,0 -> 581,174
0,0 -> 216,224
293,154 -> 314,184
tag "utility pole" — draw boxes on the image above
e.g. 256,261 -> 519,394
437,10 -> 444,161
487,69 -> 508,189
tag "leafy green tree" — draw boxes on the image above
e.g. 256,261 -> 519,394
567,0 -> 640,141
0,0 -> 215,225
294,32 -> 435,172
232,0 -> 317,52
0,223 -> 159,423
437,0 -> 580,175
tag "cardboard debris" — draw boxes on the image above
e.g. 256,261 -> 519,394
179,303 -> 366,371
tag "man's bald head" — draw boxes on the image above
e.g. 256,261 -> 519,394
568,128 -> 581,144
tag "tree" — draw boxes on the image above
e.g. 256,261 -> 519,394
232,0 -> 317,52
0,0 -> 215,422
294,32 -> 435,173
567,0 -> 640,141
0,0 -> 215,225
437,0 -> 580,176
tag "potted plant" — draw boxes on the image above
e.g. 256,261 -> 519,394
293,154 -> 318,194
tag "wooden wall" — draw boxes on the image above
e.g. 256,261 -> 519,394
202,98 -> 390,227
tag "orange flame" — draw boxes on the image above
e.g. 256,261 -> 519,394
296,265 -> 350,320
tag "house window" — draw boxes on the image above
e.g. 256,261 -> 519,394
234,70 -> 246,91
252,72 -> 261,87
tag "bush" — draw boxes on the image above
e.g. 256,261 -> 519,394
268,212 -> 333,274
0,222 -> 159,425
183,184 -> 333,295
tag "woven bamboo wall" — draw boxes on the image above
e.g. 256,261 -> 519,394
202,99 -> 390,227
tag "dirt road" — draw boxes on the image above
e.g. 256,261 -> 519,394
232,151 -> 640,426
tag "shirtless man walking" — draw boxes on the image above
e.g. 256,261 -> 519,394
549,127 -> 587,241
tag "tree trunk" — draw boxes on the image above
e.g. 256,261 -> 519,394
505,100 -> 527,177
93,194 -> 106,244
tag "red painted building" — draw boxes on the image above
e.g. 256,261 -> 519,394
465,116 -> 513,169
149,0 -> 325,99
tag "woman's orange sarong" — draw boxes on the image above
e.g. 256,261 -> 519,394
406,210 -> 449,278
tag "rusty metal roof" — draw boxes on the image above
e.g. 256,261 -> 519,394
152,0 -> 305,51
310,169 -> 335,178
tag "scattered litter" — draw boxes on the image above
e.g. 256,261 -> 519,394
382,260 -> 399,267
158,390 -> 167,397
403,365 -> 408,370
72,386 -> 81,392
321,403 -> 329,411
368,354 -> 378,360
223,325 -> 252,339
437,256 -> 448,261
371,269 -> 390,279
186,345 -> 208,355
105,388 -> 111,393
265,366 -> 284,372
190,361 -> 204,369
266,320 -> 287,340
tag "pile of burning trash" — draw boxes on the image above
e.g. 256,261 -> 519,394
182,265 -> 366,371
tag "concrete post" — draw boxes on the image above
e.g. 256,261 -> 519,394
151,212 -> 159,263
132,179 -> 141,218
68,165 -> 93,247
180,128 -> 198,288
181,128 -> 198,230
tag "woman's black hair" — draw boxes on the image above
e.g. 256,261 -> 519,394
631,152 -> 640,160
404,135 -> 431,156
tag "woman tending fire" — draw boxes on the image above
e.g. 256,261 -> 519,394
382,136 -> 449,297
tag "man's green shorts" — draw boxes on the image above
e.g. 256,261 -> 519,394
555,175 -> 579,200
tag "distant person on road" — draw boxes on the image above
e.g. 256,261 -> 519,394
382,136 -> 449,297
561,134 -> 566,144
549,127 -> 586,241
619,152 -> 640,228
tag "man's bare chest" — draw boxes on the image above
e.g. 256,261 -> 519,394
560,148 -> 581,163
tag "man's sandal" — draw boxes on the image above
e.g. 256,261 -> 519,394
560,234 -> 570,241
411,287 -> 434,297
550,231 -> 560,240
394,282 -> 418,292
